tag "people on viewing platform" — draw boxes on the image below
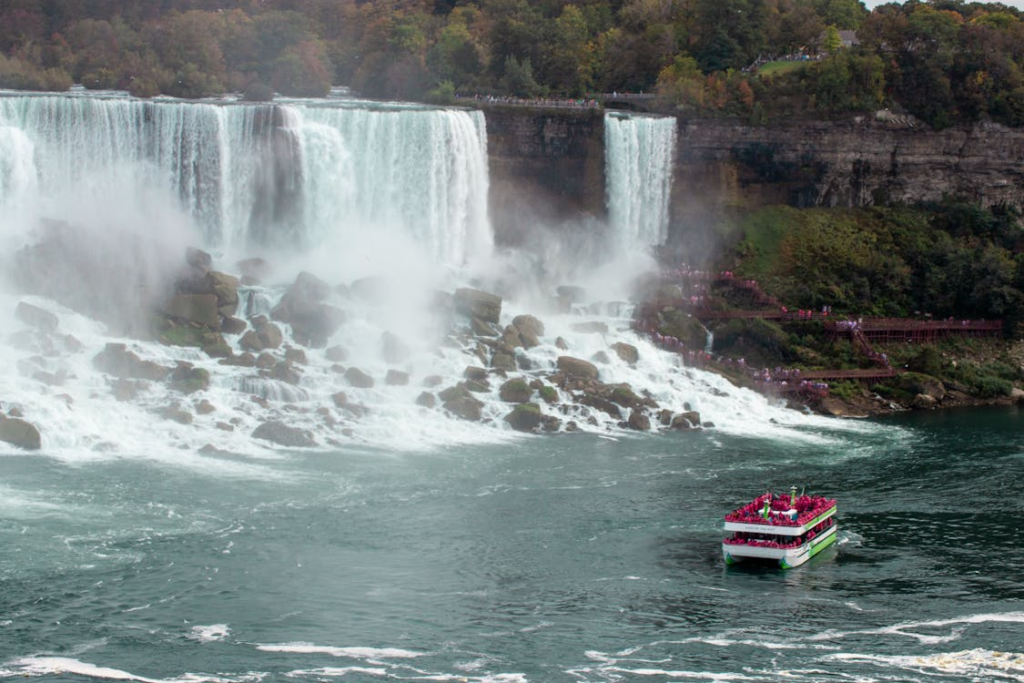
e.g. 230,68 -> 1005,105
455,94 -> 599,109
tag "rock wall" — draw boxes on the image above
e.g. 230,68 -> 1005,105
485,107 -> 1024,256
485,107 -> 606,245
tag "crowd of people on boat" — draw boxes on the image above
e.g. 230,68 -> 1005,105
725,492 -> 837,527
724,517 -> 836,549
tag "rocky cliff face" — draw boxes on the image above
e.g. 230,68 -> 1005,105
485,108 -> 1024,255
674,114 -> 1024,213
484,108 -> 605,244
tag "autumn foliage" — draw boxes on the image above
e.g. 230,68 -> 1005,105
0,0 -> 1022,127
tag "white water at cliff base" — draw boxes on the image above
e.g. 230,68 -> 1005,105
0,93 -> 875,461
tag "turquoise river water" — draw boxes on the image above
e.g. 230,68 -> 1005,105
1,406 -> 1022,682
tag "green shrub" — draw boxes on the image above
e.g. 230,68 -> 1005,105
907,346 -> 943,375
971,375 -> 1013,398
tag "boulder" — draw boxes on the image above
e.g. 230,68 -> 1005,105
156,404 -> 193,424
454,288 -> 502,324
504,403 -> 542,432
267,271 -> 344,348
899,373 -> 946,401
465,379 -> 490,393
221,316 -> 247,335
817,398 -> 868,418
464,366 -> 489,381
671,411 -> 702,429
416,391 -> 436,408
291,304 -> 346,348
252,420 -> 316,448
471,316 -> 500,337
201,333 -> 232,359
591,351 -> 611,364
912,393 -> 938,409
161,294 -> 221,329
512,314 -> 544,344
444,394 -> 485,421
255,352 -> 277,369
501,325 -> 523,349
207,271 -> 240,316
93,343 -> 172,381
257,321 -> 284,350
627,411 -> 651,431
170,362 -> 211,394
178,269 -> 240,316
555,337 -> 569,350
580,394 -> 622,419
272,271 -> 331,322
0,416 -> 41,450
386,369 -> 410,386
610,342 -> 639,365
491,352 -> 516,371
239,330 -> 263,352
269,360 -> 302,385
345,367 -> 375,389
15,301 -> 58,333
556,356 -> 599,381
284,348 -> 308,365
499,378 -> 532,403
186,247 -> 212,273
438,384 -> 469,402
609,385 -> 643,409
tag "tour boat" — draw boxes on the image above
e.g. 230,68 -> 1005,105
722,488 -> 838,569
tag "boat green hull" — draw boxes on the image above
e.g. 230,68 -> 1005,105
723,524 -> 838,569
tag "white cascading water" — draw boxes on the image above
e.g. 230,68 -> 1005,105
0,94 -> 491,266
0,92 -> 867,463
292,104 -> 492,265
604,112 -> 677,250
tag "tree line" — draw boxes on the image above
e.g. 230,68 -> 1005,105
0,0 -> 1022,127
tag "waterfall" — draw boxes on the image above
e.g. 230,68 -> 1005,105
604,112 -> 677,251
0,94 -> 492,266
289,104 -> 492,265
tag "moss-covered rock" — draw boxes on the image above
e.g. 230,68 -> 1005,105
504,402 -> 542,432
499,378 -> 532,403
170,363 -> 211,394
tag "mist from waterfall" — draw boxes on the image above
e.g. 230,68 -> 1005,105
0,92 -> 856,458
604,112 -> 677,252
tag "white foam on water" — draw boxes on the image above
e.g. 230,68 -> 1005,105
0,656 -> 260,683
825,649 -> 1024,681
188,624 -> 230,643
281,667 -> 390,678
810,611 -> 1024,646
256,643 -> 424,659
